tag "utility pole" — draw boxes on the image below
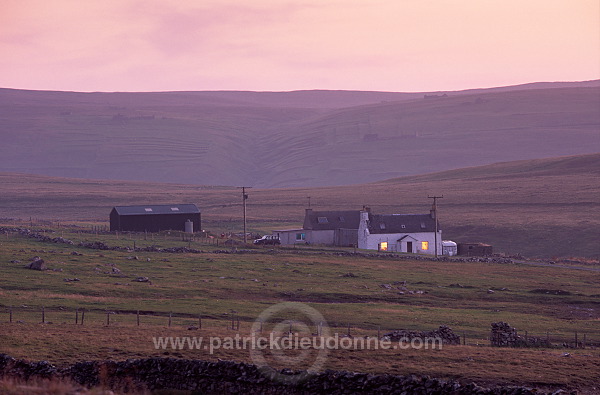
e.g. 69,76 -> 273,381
238,187 -> 252,243
428,195 -> 443,257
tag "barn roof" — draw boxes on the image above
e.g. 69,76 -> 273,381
368,213 -> 438,234
303,210 -> 362,230
112,204 -> 200,216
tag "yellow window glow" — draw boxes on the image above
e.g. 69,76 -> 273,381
379,242 -> 388,251
421,241 -> 429,250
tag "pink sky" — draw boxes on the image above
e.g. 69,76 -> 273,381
1,0 -> 599,92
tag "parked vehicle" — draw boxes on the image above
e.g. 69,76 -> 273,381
253,235 -> 280,245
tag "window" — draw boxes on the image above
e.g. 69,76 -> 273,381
170,207 -> 180,211
421,241 -> 429,250
338,216 -> 345,222
296,233 -> 306,241
317,217 -> 328,224
144,208 -> 153,212
379,242 -> 388,251
420,222 -> 426,229
379,223 -> 386,230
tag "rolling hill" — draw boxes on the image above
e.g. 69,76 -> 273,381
1,153 -> 598,258
0,81 -> 598,187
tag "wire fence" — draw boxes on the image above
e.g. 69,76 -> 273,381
2,305 -> 598,349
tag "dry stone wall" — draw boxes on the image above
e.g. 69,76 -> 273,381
490,322 -> 551,348
0,354 -> 551,394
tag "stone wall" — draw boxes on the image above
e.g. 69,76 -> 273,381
490,322 -> 551,348
0,354 -> 547,394
383,325 -> 461,345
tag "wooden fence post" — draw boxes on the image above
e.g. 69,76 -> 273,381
9,306 -> 12,323
42,306 -> 45,324
137,310 -> 140,326
75,308 -> 79,325
168,312 -> 172,327
575,331 -> 578,348
81,310 -> 85,325
106,311 -> 110,326
463,332 -> 466,345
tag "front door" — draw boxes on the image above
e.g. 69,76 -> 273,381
406,241 -> 413,253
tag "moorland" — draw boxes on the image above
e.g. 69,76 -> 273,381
1,153 -> 598,258
0,223 -> 599,392
1,81 -> 598,187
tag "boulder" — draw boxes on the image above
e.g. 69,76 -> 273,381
133,276 -> 150,283
27,257 -> 47,271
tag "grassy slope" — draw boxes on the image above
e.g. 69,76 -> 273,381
0,85 -> 598,188
1,153 -> 599,258
0,229 -> 599,391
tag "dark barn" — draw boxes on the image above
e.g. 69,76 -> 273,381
110,204 -> 201,233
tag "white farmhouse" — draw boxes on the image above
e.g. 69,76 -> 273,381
357,211 -> 442,254
274,207 -> 443,255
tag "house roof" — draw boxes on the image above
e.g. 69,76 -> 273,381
368,213 -> 438,234
303,210 -> 362,230
112,204 -> 200,216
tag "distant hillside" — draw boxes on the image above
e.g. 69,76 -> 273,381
0,81 -> 598,187
0,153 -> 598,258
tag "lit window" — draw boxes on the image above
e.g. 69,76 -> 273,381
379,223 -> 386,230
144,208 -> 153,212
379,242 -> 388,251
170,207 -> 179,211
296,233 -> 306,241
421,241 -> 429,250
420,222 -> 426,229
317,217 -> 328,224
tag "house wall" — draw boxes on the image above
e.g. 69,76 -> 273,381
335,228 -> 358,247
362,232 -> 442,254
273,230 -> 306,245
275,228 -> 357,246
308,230 -> 335,245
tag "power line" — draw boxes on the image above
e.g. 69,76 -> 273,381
237,187 -> 252,243
428,195 -> 443,257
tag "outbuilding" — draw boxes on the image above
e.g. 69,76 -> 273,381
109,204 -> 201,233
457,242 -> 493,256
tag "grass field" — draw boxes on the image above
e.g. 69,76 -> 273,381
1,225 -> 599,392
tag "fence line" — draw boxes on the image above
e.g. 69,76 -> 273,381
2,305 -> 597,349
